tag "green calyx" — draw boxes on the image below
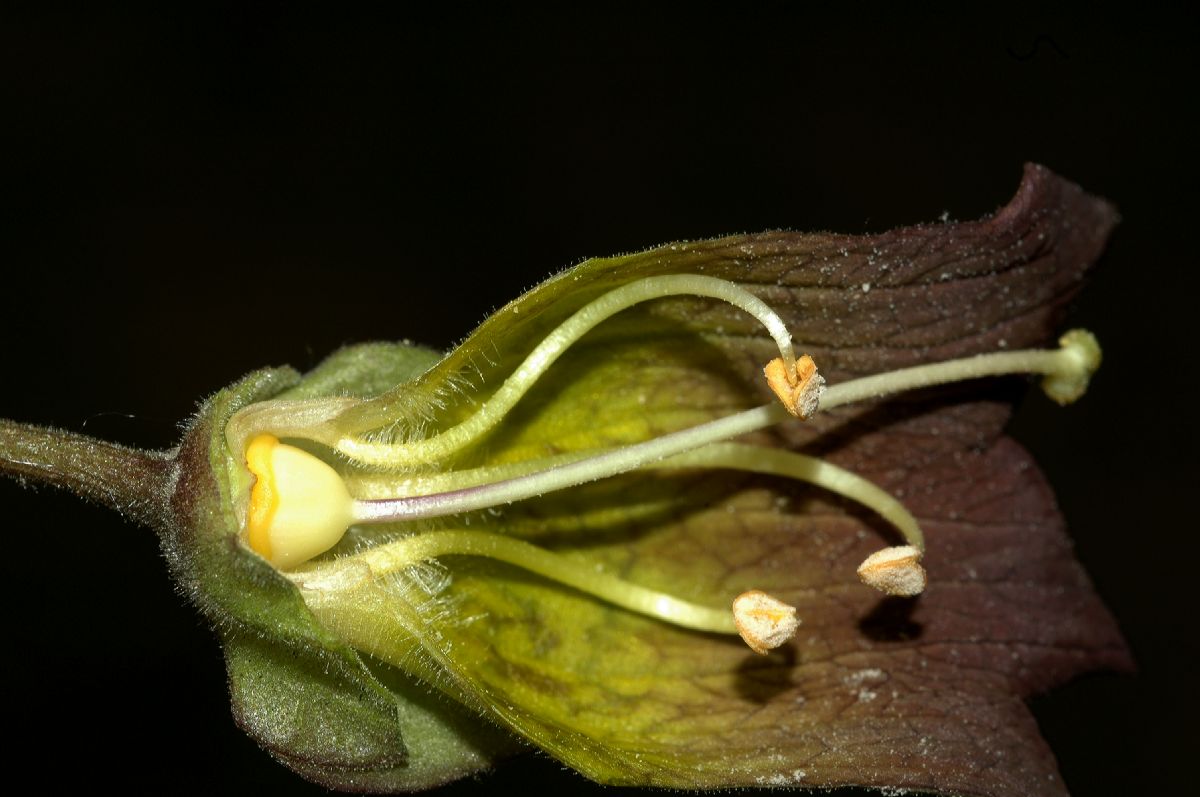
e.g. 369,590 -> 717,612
168,352 -> 520,790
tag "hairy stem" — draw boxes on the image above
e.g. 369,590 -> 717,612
0,419 -> 173,528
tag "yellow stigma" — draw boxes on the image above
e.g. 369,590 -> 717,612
1041,328 -> 1102,405
244,434 -> 355,569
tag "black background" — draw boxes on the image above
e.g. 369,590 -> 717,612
1,7 -> 1195,795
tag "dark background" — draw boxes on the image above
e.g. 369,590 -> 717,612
1,8 -> 1195,795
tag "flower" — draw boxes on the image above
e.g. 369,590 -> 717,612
0,165 -> 1128,796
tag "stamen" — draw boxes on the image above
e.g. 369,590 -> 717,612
764,354 -> 825,419
334,275 -> 798,468
856,545 -> 926,597
732,590 -> 800,654
287,529 -> 737,635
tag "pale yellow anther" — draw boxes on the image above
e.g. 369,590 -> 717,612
857,545 -> 926,597
733,590 -> 800,654
764,354 -> 825,419
244,434 -> 356,570
1041,328 -> 1102,405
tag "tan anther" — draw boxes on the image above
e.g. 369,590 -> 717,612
857,545 -> 927,597
764,354 -> 825,419
733,590 -> 800,655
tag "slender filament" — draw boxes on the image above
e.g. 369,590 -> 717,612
351,404 -> 788,523
350,441 -> 923,550
336,275 -> 797,467
657,442 -> 923,551
291,530 -> 736,634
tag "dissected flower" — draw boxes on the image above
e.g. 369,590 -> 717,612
0,165 -> 1129,796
